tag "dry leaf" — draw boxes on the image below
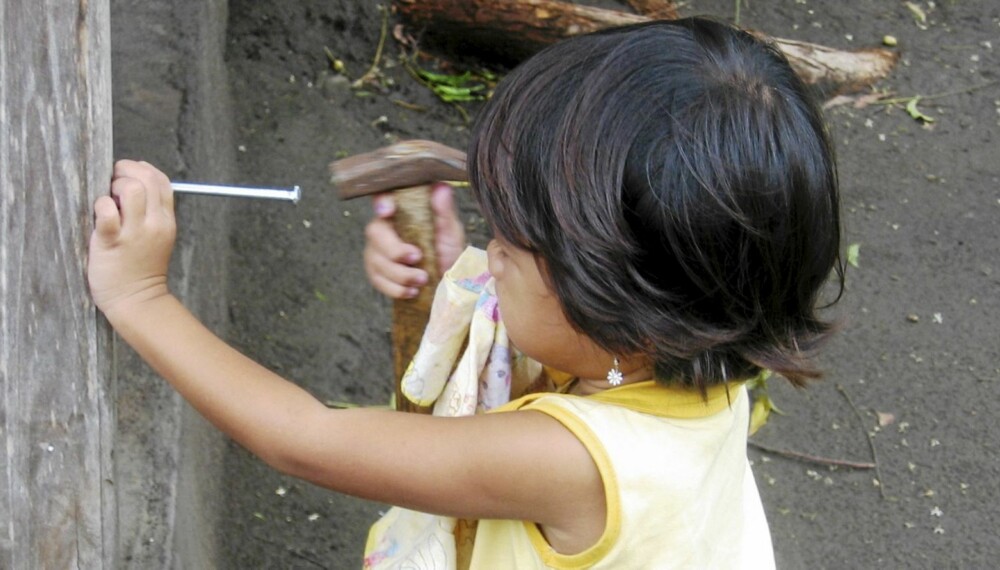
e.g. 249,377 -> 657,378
823,94 -> 857,110
854,92 -> 890,109
822,92 -> 890,110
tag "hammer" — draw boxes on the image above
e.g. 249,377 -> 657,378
330,140 -> 468,414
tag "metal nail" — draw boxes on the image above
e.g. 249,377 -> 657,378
171,182 -> 301,204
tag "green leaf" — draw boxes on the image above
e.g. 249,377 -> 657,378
314,289 -> 329,303
412,66 -> 496,104
434,85 -> 485,102
905,2 -> 927,25
847,243 -> 861,268
905,97 -> 935,123
745,368 -> 773,391
747,369 -> 780,435
416,69 -> 474,86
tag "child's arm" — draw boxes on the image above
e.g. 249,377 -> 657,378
88,161 -> 603,542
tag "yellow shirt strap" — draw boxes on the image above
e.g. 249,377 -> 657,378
495,380 -> 745,419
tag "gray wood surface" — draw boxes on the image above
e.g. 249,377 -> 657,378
1,1 -> 116,567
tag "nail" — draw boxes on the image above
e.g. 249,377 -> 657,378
374,199 -> 393,216
171,182 -> 301,204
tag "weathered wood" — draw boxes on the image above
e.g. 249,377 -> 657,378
396,0 -> 647,63
621,0 -> 678,19
1,1 -> 116,568
395,0 -> 898,90
760,36 -> 899,92
330,140 -> 468,414
391,186 -> 439,414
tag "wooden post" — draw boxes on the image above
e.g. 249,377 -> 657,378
1,1 -> 116,568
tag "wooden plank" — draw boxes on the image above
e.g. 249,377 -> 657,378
0,1 -> 116,568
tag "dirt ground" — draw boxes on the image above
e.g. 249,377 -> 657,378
212,1 -> 999,567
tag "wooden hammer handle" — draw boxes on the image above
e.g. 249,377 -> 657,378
391,185 -> 440,414
330,140 -> 467,413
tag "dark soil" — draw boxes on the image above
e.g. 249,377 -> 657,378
218,1 -> 1000,567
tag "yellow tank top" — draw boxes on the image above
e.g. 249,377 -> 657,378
468,381 -> 776,569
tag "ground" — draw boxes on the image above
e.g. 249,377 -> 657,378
190,1 -> 998,567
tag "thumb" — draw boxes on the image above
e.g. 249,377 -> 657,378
372,193 -> 396,219
430,183 -> 466,274
93,195 -> 122,241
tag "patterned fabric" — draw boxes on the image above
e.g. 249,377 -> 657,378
364,247 -> 543,569
363,247 -> 774,569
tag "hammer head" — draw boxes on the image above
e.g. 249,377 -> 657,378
330,140 -> 468,199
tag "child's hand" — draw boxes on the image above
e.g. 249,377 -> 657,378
88,160 -> 176,319
363,182 -> 466,299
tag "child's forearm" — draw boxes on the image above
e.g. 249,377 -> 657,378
102,293 -> 601,528
106,294 -> 326,467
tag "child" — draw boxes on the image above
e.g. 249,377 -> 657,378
89,17 -> 842,569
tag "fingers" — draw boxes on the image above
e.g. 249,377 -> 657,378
365,216 -> 422,264
363,185 -> 467,299
93,195 -> 122,240
368,271 -> 422,300
114,159 -> 174,213
364,218 -> 428,299
111,176 -> 147,225
372,193 -> 396,219
364,248 -> 429,298
430,183 -> 467,274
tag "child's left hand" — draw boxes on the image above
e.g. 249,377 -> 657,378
87,160 -> 176,319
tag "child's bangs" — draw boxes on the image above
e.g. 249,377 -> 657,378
467,91 -> 544,254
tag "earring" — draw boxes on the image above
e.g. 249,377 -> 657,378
607,357 -> 624,386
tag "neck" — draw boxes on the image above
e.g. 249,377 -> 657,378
570,365 -> 654,396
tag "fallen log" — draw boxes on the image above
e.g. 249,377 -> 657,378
395,0 -> 898,92
621,0 -> 678,19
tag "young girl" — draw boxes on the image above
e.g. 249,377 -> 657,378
89,17 -> 842,569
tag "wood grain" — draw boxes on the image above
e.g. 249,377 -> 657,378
391,186 -> 438,414
0,1 -> 116,567
396,0 -> 898,90
622,0 -> 678,19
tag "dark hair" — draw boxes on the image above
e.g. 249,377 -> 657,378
468,17 -> 844,391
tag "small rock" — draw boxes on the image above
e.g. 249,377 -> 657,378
371,115 -> 390,132
906,314 -> 920,323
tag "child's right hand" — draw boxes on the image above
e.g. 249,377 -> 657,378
363,182 -> 466,299
87,160 -> 176,319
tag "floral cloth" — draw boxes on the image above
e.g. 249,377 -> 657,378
364,246 -> 543,569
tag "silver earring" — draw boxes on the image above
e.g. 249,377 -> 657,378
607,357 -> 623,386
